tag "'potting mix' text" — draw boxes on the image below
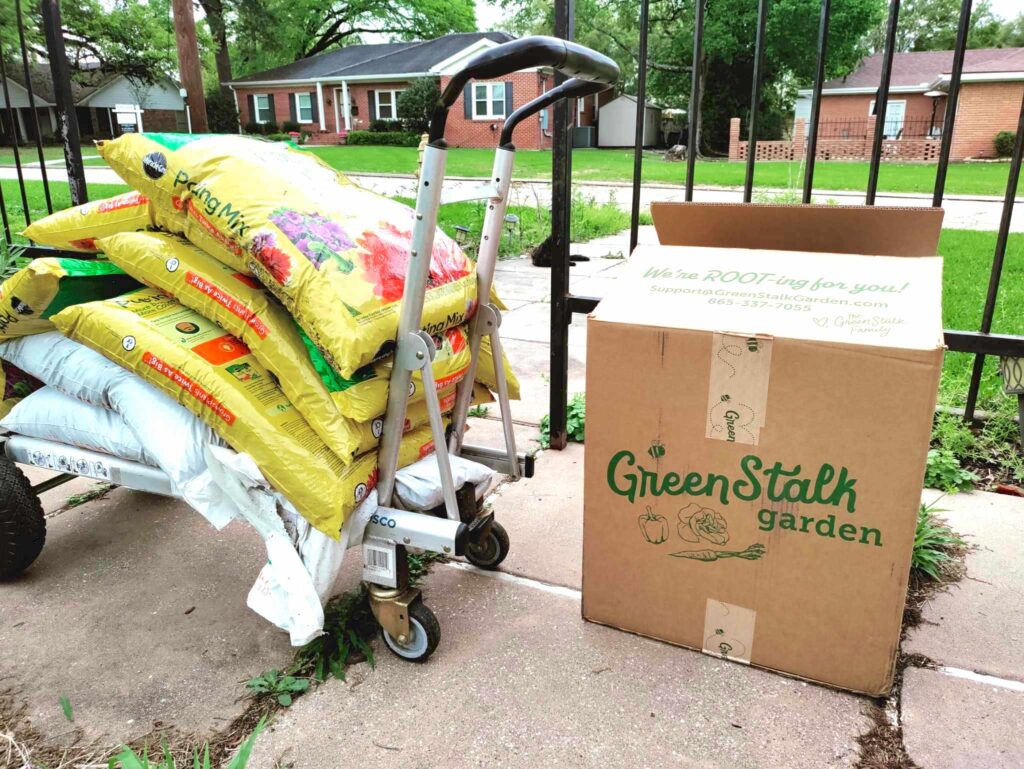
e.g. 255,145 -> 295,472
607,451 -> 883,547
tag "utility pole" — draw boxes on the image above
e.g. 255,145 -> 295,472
171,0 -> 209,133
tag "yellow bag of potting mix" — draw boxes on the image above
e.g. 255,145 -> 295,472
97,133 -> 477,377
22,191 -> 155,252
97,231 -> 362,462
52,288 -> 358,537
0,258 -> 140,341
0,360 -> 44,419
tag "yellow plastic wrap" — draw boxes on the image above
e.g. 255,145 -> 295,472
98,231 -> 363,463
98,133 -> 477,376
22,191 -> 154,252
52,287 -> 366,538
0,258 -> 139,341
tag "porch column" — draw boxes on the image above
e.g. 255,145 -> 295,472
316,80 -> 326,131
342,80 -> 351,130
16,108 -> 27,142
48,107 -> 57,134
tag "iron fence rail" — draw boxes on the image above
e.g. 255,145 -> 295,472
548,0 -> 1024,447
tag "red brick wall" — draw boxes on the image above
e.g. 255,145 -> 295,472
441,71 -> 561,150
949,81 -> 1024,159
817,93 -> 944,138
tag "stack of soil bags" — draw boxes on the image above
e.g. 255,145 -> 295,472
3,133 -> 517,642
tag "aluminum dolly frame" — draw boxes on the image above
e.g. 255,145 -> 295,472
367,36 -> 617,660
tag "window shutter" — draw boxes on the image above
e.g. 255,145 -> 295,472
367,90 -> 376,121
246,94 -> 255,122
311,91 -> 319,123
267,96 -> 277,124
464,83 -> 473,118
289,94 -> 297,123
504,81 -> 513,117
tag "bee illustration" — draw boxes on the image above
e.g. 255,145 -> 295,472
746,337 -> 760,352
648,440 -> 666,459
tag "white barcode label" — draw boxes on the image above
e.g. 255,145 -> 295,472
362,541 -> 397,586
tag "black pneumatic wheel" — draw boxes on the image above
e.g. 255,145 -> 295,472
465,521 -> 510,571
381,601 -> 441,663
0,456 -> 45,580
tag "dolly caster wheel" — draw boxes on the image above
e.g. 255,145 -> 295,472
381,601 -> 441,662
465,521 -> 510,571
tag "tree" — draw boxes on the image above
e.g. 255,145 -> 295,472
868,0 -> 1005,53
397,77 -> 441,132
230,0 -> 477,78
501,0 -> 885,154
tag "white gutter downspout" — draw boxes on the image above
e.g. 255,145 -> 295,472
342,80 -> 351,130
316,80 -> 326,130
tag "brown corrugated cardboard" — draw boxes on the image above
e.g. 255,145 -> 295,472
582,203 -> 945,695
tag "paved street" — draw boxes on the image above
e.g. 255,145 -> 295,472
2,163 -> 1021,232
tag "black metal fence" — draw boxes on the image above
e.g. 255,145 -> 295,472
547,0 -> 1024,447
1,0 -> 88,254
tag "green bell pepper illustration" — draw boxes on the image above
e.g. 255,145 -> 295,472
638,506 -> 669,545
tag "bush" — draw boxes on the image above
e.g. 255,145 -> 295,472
369,118 -> 402,132
243,121 -> 278,136
205,89 -> 239,133
345,130 -> 420,147
282,119 -> 301,133
994,130 -> 1016,157
398,77 -> 440,134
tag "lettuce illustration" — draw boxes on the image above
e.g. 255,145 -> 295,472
678,503 -> 729,545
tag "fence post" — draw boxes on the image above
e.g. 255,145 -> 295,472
40,0 -> 87,205
728,117 -> 741,161
793,117 -> 807,161
865,115 -> 877,159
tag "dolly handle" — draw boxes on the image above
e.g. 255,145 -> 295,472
499,78 -> 607,146
429,36 -> 619,142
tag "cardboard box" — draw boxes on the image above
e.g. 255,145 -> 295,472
582,203 -> 945,695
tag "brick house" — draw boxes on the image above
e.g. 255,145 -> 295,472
226,32 -> 600,149
792,47 -> 1024,160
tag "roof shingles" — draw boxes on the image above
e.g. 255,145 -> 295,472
823,47 -> 1024,91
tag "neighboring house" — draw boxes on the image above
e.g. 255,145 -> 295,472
793,47 -> 1024,159
598,94 -> 661,147
227,32 -> 602,149
0,66 -> 185,144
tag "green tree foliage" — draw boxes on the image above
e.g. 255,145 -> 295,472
397,76 -> 441,132
868,0 -> 1010,52
1,0 -> 184,83
502,0 -> 885,153
230,0 -> 477,78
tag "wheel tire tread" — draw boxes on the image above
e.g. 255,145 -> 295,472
0,456 -> 45,580
466,521 -> 510,571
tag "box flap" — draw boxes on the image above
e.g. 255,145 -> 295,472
651,202 -> 944,257
593,245 -> 944,351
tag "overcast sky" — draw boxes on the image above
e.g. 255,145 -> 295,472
474,0 -> 1020,33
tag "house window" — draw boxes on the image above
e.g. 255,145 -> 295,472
375,90 -> 403,121
294,93 -> 313,123
868,99 -> 906,139
253,94 -> 272,124
473,82 -> 506,119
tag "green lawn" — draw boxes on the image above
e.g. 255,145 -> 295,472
306,145 -> 1022,198
0,145 -> 108,167
3,177 -> 1020,407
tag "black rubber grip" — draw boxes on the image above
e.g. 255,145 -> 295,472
500,78 -> 608,146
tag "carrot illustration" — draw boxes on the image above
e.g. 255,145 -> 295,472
670,544 -> 766,562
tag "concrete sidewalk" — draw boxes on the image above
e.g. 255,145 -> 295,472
0,246 -> 1021,767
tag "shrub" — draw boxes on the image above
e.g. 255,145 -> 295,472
205,89 -> 239,133
369,118 -> 402,132
265,132 -> 293,142
243,121 -> 262,135
924,447 -> 978,492
398,77 -> 440,134
994,130 -> 1016,157
282,119 -> 301,133
345,130 -> 420,147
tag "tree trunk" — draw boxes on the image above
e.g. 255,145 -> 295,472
199,0 -> 233,93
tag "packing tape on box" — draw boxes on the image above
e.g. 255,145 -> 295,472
706,333 -> 773,446
703,599 -> 757,664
